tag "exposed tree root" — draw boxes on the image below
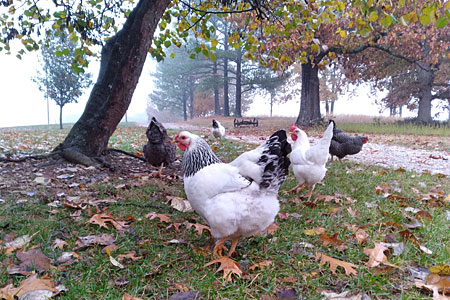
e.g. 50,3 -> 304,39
0,151 -> 62,163
105,148 -> 147,162
58,147 -> 100,167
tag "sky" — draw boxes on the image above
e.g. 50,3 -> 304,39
0,47 -> 445,129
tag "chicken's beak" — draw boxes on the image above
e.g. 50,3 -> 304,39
171,134 -> 178,144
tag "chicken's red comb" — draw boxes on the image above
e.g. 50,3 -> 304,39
289,123 -> 297,132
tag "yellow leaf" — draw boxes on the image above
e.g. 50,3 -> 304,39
430,264 -> 450,276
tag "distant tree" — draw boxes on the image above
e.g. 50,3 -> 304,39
33,34 -> 92,129
319,64 -> 350,115
247,67 -> 290,117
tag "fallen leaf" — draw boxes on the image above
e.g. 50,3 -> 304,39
256,222 -> 279,236
381,242 -> 405,256
145,212 -> 172,223
321,291 -> 371,300
166,195 -> 193,213
354,229 -> 369,244
315,252 -> 357,276
203,256 -> 243,281
186,223 -> 211,235
75,233 -> 115,249
2,233 -> 36,255
4,273 -> 58,298
304,227 -> 326,236
53,238 -> 68,250
430,264 -> 450,276
319,232 -> 348,251
15,248 -> 51,273
249,260 -> 272,271
123,293 -> 144,300
363,242 -> 388,268
106,248 -> 124,269
117,251 -> 143,262
168,291 -> 200,300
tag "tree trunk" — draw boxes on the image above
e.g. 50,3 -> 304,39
59,105 -> 63,129
330,100 -> 335,114
325,100 -> 329,115
295,62 -> 321,126
189,84 -> 194,119
56,0 -> 171,164
416,66 -> 434,123
270,90 -> 274,117
183,92 -> 188,121
213,60 -> 220,115
235,48 -> 242,117
223,23 -> 230,117
399,105 -> 403,117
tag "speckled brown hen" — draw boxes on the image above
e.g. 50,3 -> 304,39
143,117 -> 176,167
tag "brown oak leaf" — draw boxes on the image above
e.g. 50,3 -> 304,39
203,256 -> 243,281
315,252 -> 357,275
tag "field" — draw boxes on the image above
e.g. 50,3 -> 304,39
0,118 -> 449,299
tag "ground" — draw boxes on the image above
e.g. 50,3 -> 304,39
0,118 -> 449,300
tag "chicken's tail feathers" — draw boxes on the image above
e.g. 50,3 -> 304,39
259,130 -> 292,191
212,119 -> 219,128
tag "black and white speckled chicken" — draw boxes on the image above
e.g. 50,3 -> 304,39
328,120 -> 368,161
174,129 -> 291,257
143,117 -> 176,168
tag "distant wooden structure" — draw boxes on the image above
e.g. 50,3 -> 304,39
234,118 -> 259,128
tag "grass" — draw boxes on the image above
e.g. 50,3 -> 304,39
0,123 -> 449,299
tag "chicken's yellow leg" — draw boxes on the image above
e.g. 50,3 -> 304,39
212,237 -> 228,256
227,237 -> 240,257
307,185 -> 315,202
289,184 -> 305,193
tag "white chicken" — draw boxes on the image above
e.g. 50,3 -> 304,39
174,130 -> 291,257
289,122 -> 334,202
211,119 -> 225,139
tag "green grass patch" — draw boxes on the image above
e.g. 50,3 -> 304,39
0,124 -> 449,299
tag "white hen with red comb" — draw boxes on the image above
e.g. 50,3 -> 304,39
289,122 -> 334,201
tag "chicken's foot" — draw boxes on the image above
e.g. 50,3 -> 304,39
212,237 -> 228,257
227,237 -> 240,257
289,184 -> 305,194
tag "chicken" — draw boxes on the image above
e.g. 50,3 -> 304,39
328,120 -> 368,161
212,119 -> 225,139
174,129 -> 291,257
289,122 -> 334,202
143,117 -> 176,168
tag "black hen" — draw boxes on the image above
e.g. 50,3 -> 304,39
328,120 -> 368,161
143,117 -> 176,167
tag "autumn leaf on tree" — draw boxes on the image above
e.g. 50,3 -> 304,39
363,242 -> 388,268
203,256 -> 243,281
315,252 -> 358,276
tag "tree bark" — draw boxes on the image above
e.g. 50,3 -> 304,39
270,90 -> 274,117
295,62 -> 321,126
59,105 -> 63,129
330,100 -> 334,114
416,65 -> 434,123
56,0 -> 171,164
223,23 -> 230,117
234,47 -> 242,117
213,60 -> 220,115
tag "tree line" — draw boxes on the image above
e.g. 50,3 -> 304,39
0,0 -> 448,165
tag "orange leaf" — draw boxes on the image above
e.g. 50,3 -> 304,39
186,222 -> 211,235
315,252 -> 357,275
249,260 -> 273,271
145,212 -> 172,223
117,251 -> 143,262
255,222 -> 279,236
203,256 -> 243,281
